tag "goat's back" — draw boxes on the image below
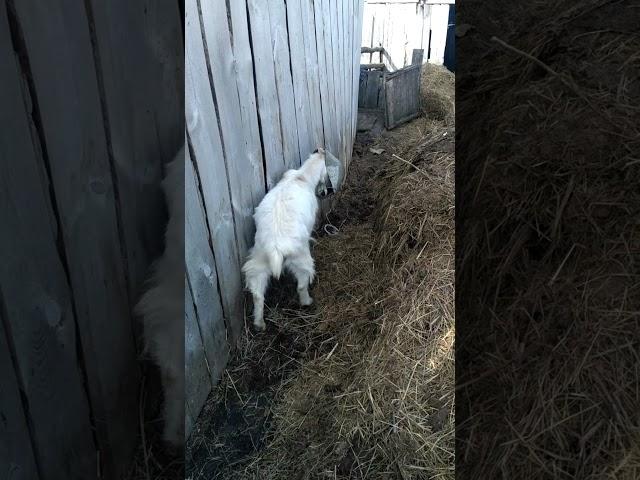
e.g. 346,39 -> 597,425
253,171 -> 318,254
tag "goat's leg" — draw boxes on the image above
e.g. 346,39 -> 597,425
287,251 -> 315,306
161,365 -> 185,449
247,270 -> 269,331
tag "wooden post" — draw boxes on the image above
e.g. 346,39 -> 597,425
412,48 -> 424,65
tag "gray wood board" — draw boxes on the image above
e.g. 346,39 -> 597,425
301,0 -> 325,149
227,0 -> 266,203
286,0 -> 314,161
0,6 -> 95,477
0,319 -> 39,480
247,0 -> 286,188
185,0 -> 244,342
269,0 -> 303,169
200,0 -> 264,255
385,64 -> 422,129
322,0 -> 339,155
184,277 -> 213,440
11,3 -> 139,477
87,0 -> 183,306
185,147 -> 231,385
313,0 -> 334,151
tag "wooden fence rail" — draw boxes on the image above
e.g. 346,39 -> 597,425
185,0 -> 364,436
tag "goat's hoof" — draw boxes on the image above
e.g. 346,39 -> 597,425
253,321 -> 266,332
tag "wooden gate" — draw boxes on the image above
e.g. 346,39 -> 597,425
384,61 -> 422,129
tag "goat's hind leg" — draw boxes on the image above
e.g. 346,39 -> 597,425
246,268 -> 270,331
286,250 -> 315,307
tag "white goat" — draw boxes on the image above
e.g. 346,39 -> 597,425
242,149 -> 330,331
134,144 -> 184,448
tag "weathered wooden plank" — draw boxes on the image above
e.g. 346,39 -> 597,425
412,48 -> 425,65
86,0 -> 183,306
323,0 -> 339,154
340,0 -> 348,164
337,0 -> 344,159
269,0 -> 302,169
0,312 -> 40,480
361,46 -> 385,53
353,0 -> 365,148
347,0 -> 355,162
185,0 -> 244,342
286,0 -> 314,161
184,277 -> 213,439
301,0 -> 325,150
314,0 -> 334,149
351,0 -> 358,147
361,62 -> 386,69
247,0 -> 286,188
358,68 -> 368,108
227,0 -> 266,203
185,146 -> 230,379
364,71 -> 383,109
385,63 -> 421,129
11,3 -> 139,477
199,0 -> 264,255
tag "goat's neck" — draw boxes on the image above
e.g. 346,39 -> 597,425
298,154 -> 325,186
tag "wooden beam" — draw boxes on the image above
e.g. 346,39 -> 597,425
361,46 -> 384,53
361,63 -> 386,70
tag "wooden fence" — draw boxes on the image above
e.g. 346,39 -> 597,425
361,0 -> 453,69
0,2 -> 183,479
184,0 -> 364,436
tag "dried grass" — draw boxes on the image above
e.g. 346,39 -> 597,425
457,1 -> 640,478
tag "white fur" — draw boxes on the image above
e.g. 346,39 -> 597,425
242,150 -> 328,331
134,145 -> 184,448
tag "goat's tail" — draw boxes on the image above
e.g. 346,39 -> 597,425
267,250 -> 284,279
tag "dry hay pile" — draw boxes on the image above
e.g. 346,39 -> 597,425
189,64 -> 455,479
457,1 -> 640,478
249,123 -> 455,479
420,63 -> 454,125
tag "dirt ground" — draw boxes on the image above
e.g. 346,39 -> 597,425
186,63 -> 455,480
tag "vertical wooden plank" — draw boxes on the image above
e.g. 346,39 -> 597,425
247,0 -> 286,188
358,69 -> 367,108
86,0 -> 183,303
412,48 -> 424,65
323,0 -> 339,154
0,320 -> 39,480
301,0 -> 325,149
185,0 -> 244,342
335,0 -> 345,161
353,0 -> 365,145
339,0 -> 347,163
286,0 -> 314,161
1,5 -> 96,477
184,278 -> 213,438
199,0 -> 264,255
227,0 -> 266,203
11,3 -> 139,477
269,0 -> 302,169
185,149 -> 230,381
314,0 -> 333,150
